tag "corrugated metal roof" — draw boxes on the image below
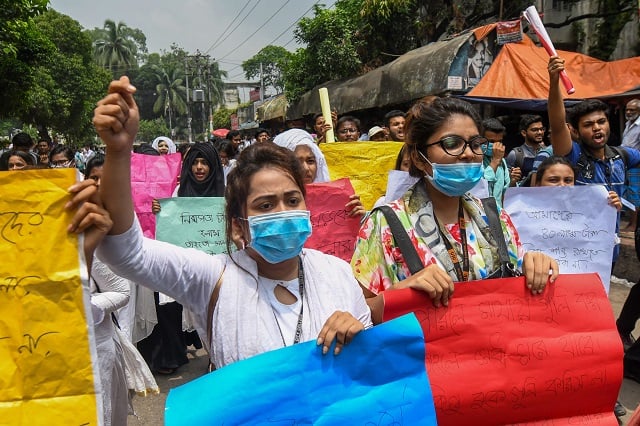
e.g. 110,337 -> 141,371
257,94 -> 288,121
286,31 -> 475,119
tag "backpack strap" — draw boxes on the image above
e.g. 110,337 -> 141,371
513,146 -> 524,169
576,145 -> 629,181
206,263 -> 226,372
376,205 -> 424,275
610,145 -> 629,171
480,197 -> 520,277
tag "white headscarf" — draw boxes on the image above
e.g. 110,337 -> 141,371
273,129 -> 330,183
151,136 -> 177,154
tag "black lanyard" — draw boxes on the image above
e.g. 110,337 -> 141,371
273,256 -> 305,346
434,200 -> 469,282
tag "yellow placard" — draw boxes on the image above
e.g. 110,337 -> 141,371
0,169 -> 98,425
321,142 -> 403,210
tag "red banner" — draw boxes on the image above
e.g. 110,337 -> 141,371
304,178 -> 360,262
383,274 -> 622,425
496,19 -> 524,45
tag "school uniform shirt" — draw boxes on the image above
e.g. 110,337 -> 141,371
97,217 -> 372,368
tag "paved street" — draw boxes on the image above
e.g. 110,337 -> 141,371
127,235 -> 640,425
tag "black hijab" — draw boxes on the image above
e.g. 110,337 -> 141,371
178,142 -> 225,197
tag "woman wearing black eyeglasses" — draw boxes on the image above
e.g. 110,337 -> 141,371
351,97 -> 559,324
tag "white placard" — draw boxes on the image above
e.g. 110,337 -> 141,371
504,186 -> 617,293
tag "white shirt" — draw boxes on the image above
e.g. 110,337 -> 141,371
622,116 -> 640,150
97,218 -> 372,368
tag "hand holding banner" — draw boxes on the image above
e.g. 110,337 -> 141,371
165,313 -> 436,425
523,5 -> 576,94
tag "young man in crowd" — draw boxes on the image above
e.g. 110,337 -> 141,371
384,110 -> 405,142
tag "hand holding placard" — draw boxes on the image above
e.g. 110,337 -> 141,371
523,5 -> 575,95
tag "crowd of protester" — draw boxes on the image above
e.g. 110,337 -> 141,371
6,53 -> 640,424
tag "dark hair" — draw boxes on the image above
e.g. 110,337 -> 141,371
255,128 -> 269,139
135,143 -> 161,155
336,115 -> 361,133
568,99 -> 609,130
384,110 -> 406,127
394,144 -> 409,170
0,150 -> 36,170
49,145 -> 75,162
84,153 -> 105,179
224,143 -> 306,255
405,97 -> 481,177
535,156 -> 576,185
519,114 -> 543,132
177,142 -> 191,159
481,118 -> 506,134
216,140 -> 234,158
227,130 -> 241,139
313,113 -> 324,123
11,132 -> 34,149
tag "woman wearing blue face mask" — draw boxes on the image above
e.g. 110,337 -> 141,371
351,97 -> 559,324
78,77 -> 372,370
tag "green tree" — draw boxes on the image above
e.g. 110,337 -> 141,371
212,107 -> 234,130
151,63 -> 187,129
0,0 -> 53,120
0,9 -> 110,144
92,19 -> 141,76
137,118 -> 170,142
0,0 -> 48,59
207,60 -> 228,109
242,45 -> 292,94
283,1 -> 363,101
25,10 -> 112,144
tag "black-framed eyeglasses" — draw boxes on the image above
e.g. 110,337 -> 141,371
425,135 -> 488,157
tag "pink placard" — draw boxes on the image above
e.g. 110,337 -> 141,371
131,152 -> 181,238
304,178 -> 361,262
383,274 -> 622,425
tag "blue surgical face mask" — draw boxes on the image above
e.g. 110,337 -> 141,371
246,210 -> 312,263
484,142 -> 494,157
419,151 -> 483,196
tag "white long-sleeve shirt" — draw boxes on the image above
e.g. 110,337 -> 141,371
97,218 -> 372,368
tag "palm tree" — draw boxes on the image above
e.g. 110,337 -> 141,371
151,63 -> 187,131
93,20 -> 138,76
206,61 -> 228,109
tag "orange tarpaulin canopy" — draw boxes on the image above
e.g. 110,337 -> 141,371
465,37 -> 640,109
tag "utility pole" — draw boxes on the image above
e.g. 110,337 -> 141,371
185,50 -> 211,142
206,59 -> 214,138
260,62 -> 264,102
198,56 -> 206,140
165,88 -> 173,137
184,57 -> 192,143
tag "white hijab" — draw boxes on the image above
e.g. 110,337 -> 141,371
151,136 -> 177,154
273,129 -> 330,183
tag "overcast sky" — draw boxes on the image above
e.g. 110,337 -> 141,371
49,0 -> 334,82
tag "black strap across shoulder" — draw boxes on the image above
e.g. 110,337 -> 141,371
481,197 -> 520,277
376,205 -> 424,275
